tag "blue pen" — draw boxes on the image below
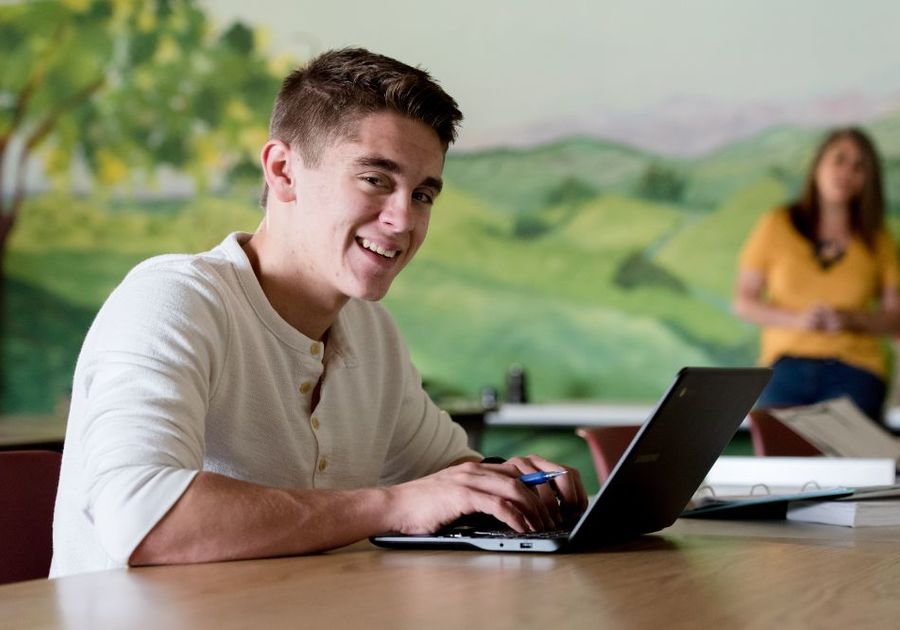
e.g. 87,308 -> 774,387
519,470 -> 568,486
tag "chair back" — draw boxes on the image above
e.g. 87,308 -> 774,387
576,425 -> 640,485
0,450 -> 62,584
748,409 -> 823,457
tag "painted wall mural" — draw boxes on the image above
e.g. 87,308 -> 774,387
3,0 -> 900,412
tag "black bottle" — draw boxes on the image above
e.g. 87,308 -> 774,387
505,364 -> 529,403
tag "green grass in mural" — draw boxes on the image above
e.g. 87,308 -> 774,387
384,182 -> 757,400
385,260 -> 711,401
445,138 -> 661,215
7,249 -> 154,309
1,277 -> 96,412
656,178 -> 789,300
2,195 -> 263,412
10,193 -> 262,256
416,188 -> 744,340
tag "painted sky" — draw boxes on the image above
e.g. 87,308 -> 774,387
209,1 -> 900,153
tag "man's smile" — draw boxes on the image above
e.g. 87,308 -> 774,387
356,236 -> 400,259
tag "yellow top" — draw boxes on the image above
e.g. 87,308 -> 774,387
738,207 -> 900,378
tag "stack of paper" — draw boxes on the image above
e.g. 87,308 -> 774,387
787,500 -> 900,527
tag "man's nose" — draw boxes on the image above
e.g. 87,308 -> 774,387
380,193 -> 413,232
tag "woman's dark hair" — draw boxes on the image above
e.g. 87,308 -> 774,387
789,127 -> 885,250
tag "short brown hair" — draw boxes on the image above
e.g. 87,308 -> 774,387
261,48 -> 463,206
790,127 -> 885,250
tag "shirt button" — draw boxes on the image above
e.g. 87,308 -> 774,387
299,381 -> 313,395
318,457 -> 328,472
311,416 -> 320,430
310,343 -> 321,356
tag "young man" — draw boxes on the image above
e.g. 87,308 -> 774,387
50,48 -> 586,577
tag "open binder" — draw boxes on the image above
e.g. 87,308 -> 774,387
681,454 -> 899,520
681,487 -> 854,520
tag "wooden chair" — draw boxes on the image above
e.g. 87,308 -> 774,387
575,425 -> 640,485
747,409 -> 822,457
0,450 -> 62,584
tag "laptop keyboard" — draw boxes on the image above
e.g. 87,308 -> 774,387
441,525 -> 571,539
436,512 -> 574,539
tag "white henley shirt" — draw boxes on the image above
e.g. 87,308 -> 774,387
50,232 -> 478,577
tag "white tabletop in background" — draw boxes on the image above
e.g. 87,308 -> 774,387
485,402 -> 900,431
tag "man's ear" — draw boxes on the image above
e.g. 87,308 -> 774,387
261,140 -> 296,203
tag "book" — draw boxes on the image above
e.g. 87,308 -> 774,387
786,486 -> 900,527
787,499 -> 900,527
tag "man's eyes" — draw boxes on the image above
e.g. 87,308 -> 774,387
362,174 -> 388,187
413,191 -> 435,205
360,174 -> 436,205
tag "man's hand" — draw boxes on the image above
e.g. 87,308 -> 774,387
505,454 -> 588,525
383,458 -> 588,535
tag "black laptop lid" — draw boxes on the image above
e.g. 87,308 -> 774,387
568,367 -> 772,547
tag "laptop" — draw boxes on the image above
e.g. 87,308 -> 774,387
372,366 -> 772,553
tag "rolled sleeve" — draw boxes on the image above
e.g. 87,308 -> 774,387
73,264 -> 226,562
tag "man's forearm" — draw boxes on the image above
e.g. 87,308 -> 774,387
129,471 -> 392,566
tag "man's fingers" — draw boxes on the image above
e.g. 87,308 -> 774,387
445,458 -> 585,531
531,482 -> 563,525
558,466 -> 589,513
512,454 -> 587,512
458,467 -> 556,531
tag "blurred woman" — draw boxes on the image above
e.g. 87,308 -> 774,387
734,127 -> 900,422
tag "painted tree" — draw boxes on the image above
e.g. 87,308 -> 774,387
0,0 -> 285,271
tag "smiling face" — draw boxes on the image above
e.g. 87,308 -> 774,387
814,135 -> 867,209
283,111 -> 445,304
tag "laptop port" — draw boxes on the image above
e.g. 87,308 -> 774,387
520,542 -> 533,549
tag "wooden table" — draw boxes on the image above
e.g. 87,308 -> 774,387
2,519 -> 899,629
0,415 -> 66,451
